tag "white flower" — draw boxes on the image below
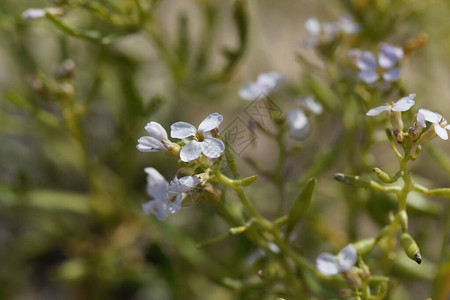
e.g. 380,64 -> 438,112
142,168 -> 201,220
171,113 -> 225,162
239,72 -> 284,101
287,109 -> 310,140
21,8 -> 46,20
296,96 -> 323,115
418,108 -> 450,140
21,7 -> 64,20
137,121 -> 172,152
316,244 -> 357,276
366,94 -> 416,116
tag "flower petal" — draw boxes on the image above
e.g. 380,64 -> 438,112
445,124 -> 450,131
417,112 -> 426,128
337,244 -> 357,272
378,43 -> 403,69
239,83 -> 264,101
358,70 -> 379,84
382,67 -> 401,82
142,200 -> 170,220
171,122 -> 197,139
366,105 -> 390,116
198,113 -> 224,132
418,108 -> 441,124
168,194 -> 184,214
202,138 -> 225,159
287,109 -> 310,140
145,121 -> 168,141
434,123 -> 448,140
180,140 -> 203,162
392,94 -> 415,112
305,18 -> 321,36
168,176 -> 201,197
316,253 -> 339,276
356,51 -> 377,71
137,136 -> 165,152
145,167 -> 169,201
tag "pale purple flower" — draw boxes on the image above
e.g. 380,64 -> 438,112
287,109 -> 310,140
316,244 -> 357,276
418,108 -> 450,140
239,72 -> 284,101
366,94 -> 415,116
352,43 -> 403,84
142,168 -> 201,220
171,113 -> 225,162
137,121 -> 172,152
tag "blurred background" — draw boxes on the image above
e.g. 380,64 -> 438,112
1,0 -> 450,299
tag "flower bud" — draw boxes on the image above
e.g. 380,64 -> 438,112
389,111 -> 404,131
411,145 -> 422,161
400,233 -> 422,264
398,210 -> 408,232
353,238 -> 375,256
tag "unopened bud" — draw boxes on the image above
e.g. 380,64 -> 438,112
389,111 -> 404,131
229,225 -> 248,235
353,238 -> 375,256
401,233 -> 422,264
398,210 -> 408,232
373,168 -> 402,183
176,167 -> 195,177
411,145 -> 422,161
392,129 -> 403,144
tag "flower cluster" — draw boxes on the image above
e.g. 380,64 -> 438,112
137,113 -> 225,162
142,168 -> 203,220
302,16 -> 360,48
350,43 -> 403,84
137,113 -> 225,219
366,94 -> 450,141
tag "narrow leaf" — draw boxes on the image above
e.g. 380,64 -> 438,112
286,178 -> 316,238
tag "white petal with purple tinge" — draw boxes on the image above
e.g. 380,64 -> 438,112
202,138 -> 225,159
180,140 -> 204,162
198,113 -> 223,132
337,244 -> 357,272
366,105 -> 390,116
316,253 -> 339,276
171,122 -> 197,139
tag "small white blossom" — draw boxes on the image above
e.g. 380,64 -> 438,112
287,109 -> 310,140
171,113 -> 225,162
239,72 -> 284,101
296,96 -> 323,115
316,244 -> 357,276
418,108 -> 450,140
366,94 -> 415,116
21,7 -> 64,20
142,168 -> 201,220
21,8 -> 46,20
137,121 -> 172,152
